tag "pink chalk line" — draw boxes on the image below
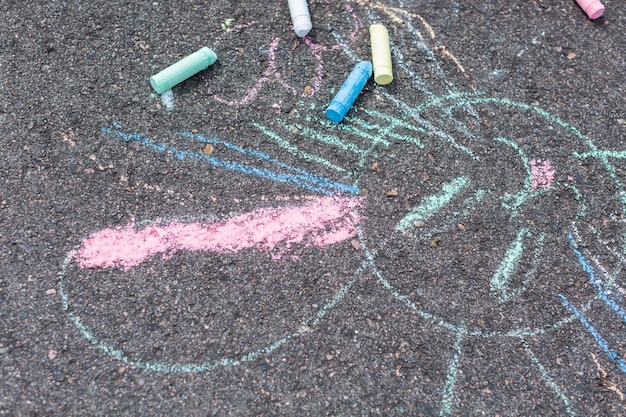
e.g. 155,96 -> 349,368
529,159 -> 556,191
212,21 -> 257,46
297,37 -> 340,97
346,5 -> 363,44
210,37 -> 281,107
72,197 -> 363,270
225,21 -> 257,35
208,34 -> 339,107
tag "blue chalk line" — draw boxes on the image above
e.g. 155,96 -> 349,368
102,123 -> 359,196
568,234 -> 626,324
559,294 -> 626,374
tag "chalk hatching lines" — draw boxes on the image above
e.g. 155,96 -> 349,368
569,234 -> 626,323
355,109 -> 425,148
559,294 -> 626,374
379,91 -> 478,159
251,122 -> 348,173
318,117 -> 392,149
102,123 -> 359,195
253,107 -> 430,182
333,11 -> 480,158
275,120 -> 370,156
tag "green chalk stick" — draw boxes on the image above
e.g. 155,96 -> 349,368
150,46 -> 217,94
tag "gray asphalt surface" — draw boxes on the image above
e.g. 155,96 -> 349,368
2,0 -> 626,415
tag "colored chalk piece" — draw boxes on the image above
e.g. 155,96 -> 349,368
325,61 -> 373,123
369,24 -> 393,85
288,0 -> 312,38
575,0 -> 605,19
150,47 -> 217,94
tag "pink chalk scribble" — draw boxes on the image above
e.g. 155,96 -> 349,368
208,32 -> 339,107
72,197 -> 363,270
529,158 -> 556,191
210,36 -> 282,107
224,21 -> 257,35
346,5 -> 363,44
305,40 -> 341,89
212,21 -> 257,46
272,100 -> 284,114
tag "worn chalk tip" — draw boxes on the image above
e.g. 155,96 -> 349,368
292,15 -> 312,37
150,74 -> 169,95
198,47 -> 218,65
325,103 -> 346,123
585,2 -> 605,19
374,69 -> 393,86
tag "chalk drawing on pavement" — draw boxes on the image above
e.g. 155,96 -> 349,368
58,3 -> 626,415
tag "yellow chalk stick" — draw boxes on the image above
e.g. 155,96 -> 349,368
369,24 -> 393,85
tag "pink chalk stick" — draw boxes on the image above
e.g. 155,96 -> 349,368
575,0 -> 605,19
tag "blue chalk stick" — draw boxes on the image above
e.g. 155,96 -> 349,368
326,61 -> 373,123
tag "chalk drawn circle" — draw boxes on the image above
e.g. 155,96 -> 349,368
206,22 -> 333,106
58,222 -> 363,373
357,95 -> 613,337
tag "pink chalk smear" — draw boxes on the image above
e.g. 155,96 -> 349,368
529,159 -> 555,192
73,197 -> 363,270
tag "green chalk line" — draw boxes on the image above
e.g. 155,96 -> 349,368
439,328 -> 466,417
252,122 -> 347,172
318,118 -> 391,148
522,340 -> 576,416
276,119 -> 368,156
396,176 -> 469,232
490,229 -> 546,303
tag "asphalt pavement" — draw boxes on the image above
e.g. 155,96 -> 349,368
2,0 -> 626,415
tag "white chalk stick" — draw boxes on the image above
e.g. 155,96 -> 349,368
288,0 -> 312,38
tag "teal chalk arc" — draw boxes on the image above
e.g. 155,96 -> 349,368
59,247 -> 365,373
